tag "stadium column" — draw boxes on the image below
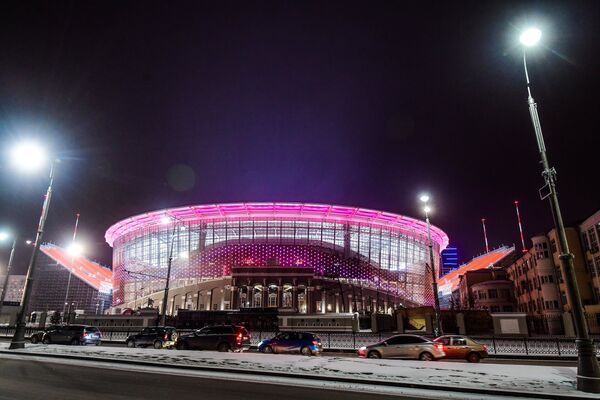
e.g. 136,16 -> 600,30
262,281 -> 268,309
246,285 -> 252,308
231,286 -> 238,310
307,286 -> 314,313
292,285 -> 298,310
277,284 -> 282,308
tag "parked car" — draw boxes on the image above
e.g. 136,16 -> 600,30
125,326 -> 178,349
30,325 -> 62,344
357,334 -> 445,360
258,332 -> 322,356
433,335 -> 488,363
42,325 -> 102,345
175,325 -> 250,352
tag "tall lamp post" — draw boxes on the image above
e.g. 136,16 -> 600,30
8,141 -> 56,350
159,214 -> 185,326
0,232 -> 17,317
419,194 -> 442,337
518,28 -> 600,393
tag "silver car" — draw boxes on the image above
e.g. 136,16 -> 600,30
358,334 -> 445,361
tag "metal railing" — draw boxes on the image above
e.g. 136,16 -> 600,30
1,327 -> 598,358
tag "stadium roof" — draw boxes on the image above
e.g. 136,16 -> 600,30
105,202 -> 449,249
40,244 -> 113,294
438,245 -> 515,294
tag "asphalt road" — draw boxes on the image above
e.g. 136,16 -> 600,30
0,356 -> 441,400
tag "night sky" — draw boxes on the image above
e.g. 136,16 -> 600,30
0,1 -> 599,273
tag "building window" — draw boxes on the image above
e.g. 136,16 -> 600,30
488,289 -> 498,299
490,306 -> 500,312
503,306 -> 513,312
254,291 -> 262,308
553,300 -> 559,309
268,293 -> 277,308
589,228 -> 599,253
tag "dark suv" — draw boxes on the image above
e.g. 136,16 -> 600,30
42,325 -> 102,345
125,326 -> 177,349
176,325 -> 250,352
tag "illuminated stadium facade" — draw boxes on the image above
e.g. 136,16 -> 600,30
106,203 -> 448,315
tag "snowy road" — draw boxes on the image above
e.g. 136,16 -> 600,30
0,342 -> 594,398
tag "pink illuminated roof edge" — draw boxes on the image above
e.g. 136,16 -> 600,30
105,202 -> 449,249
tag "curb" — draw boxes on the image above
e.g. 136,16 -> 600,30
0,349 -> 590,400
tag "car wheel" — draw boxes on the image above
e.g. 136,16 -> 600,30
367,350 -> 382,359
153,340 -> 163,349
217,342 -> 231,352
31,336 -> 38,344
127,340 -> 136,348
262,345 -> 274,354
419,352 -> 434,361
95,341 -> 101,346
467,352 -> 481,363
42,337 -> 50,345
301,346 -> 312,356
70,338 -> 80,346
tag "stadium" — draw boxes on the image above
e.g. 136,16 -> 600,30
105,203 -> 448,316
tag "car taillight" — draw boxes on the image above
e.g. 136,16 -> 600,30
164,333 -> 169,341
312,340 -> 320,345
236,333 -> 242,342
435,344 -> 444,351
483,344 -> 488,351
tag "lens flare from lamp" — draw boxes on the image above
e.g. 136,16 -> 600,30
0,232 -> 9,241
520,28 -> 541,47
160,215 -> 172,224
67,242 -> 84,256
10,141 -> 47,172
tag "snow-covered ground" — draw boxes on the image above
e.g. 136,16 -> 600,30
0,342 -> 592,398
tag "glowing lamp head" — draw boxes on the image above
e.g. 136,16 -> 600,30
25,240 -> 33,245
67,242 -> 84,257
160,215 -> 172,224
10,141 -> 47,172
419,194 -> 430,203
423,205 -> 432,214
520,28 -> 541,47
0,232 -> 10,241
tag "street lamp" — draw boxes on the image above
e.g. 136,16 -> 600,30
0,231 -> 17,317
419,194 -> 442,337
8,141 -> 56,350
159,214 -> 187,326
518,28 -> 600,392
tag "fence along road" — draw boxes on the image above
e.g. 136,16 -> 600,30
1,327 -> 598,358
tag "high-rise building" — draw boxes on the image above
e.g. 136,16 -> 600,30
27,244 -> 112,316
440,247 -> 459,277
0,275 -> 26,304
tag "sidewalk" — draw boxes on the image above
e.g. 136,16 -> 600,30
0,342 -> 594,399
